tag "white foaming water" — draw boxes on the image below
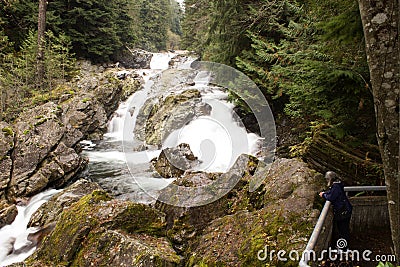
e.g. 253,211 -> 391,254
89,150 -> 161,165
163,89 -> 261,173
104,53 -> 173,142
150,52 -> 174,70
84,52 -> 262,202
0,189 -> 59,266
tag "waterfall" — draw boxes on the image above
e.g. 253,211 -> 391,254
0,51 -> 264,265
0,189 -> 59,266
162,85 -> 261,173
82,51 -> 262,201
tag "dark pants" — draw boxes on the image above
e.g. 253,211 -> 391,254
333,216 -> 351,250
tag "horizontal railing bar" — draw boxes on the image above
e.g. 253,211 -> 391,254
344,186 -> 387,192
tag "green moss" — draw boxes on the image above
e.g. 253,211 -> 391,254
110,203 -> 166,236
187,258 -> 227,267
82,97 -> 91,103
23,129 -> 30,135
34,117 -> 48,126
2,127 -> 14,137
33,190 -> 112,265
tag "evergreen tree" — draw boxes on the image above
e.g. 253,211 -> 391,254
170,0 -> 183,36
235,0 -> 373,139
47,0 -> 134,62
0,30 -> 75,120
358,0 -> 400,261
181,0 -> 211,55
0,0 -> 38,50
138,0 -> 170,51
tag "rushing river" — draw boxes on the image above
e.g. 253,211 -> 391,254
81,51 -> 262,203
0,51 -> 262,266
0,189 -> 59,266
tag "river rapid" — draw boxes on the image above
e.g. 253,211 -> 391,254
0,51 -> 262,266
81,51 -> 262,203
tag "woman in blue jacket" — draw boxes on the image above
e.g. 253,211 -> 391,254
319,171 -> 353,250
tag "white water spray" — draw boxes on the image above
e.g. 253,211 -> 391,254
0,189 -> 59,266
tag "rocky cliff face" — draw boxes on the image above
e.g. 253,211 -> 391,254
0,64 -> 143,227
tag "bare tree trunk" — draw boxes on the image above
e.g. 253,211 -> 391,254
357,0 -> 399,263
37,0 -> 47,89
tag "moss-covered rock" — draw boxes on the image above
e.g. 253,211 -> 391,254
25,190 -> 180,267
152,143 -> 199,178
155,154 -> 264,254
134,89 -> 211,147
72,230 -> 180,267
184,158 -> 323,267
28,179 -> 102,228
187,208 -> 314,267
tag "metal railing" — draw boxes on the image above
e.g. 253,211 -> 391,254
299,186 -> 387,267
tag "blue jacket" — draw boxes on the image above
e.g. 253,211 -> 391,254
322,181 -> 352,214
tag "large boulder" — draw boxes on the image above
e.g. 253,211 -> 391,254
114,48 -> 154,69
28,179 -> 102,228
24,143 -> 86,196
155,154 -> 264,254
135,89 -> 211,147
11,103 -> 66,197
24,190 -> 181,267
61,94 -> 108,145
152,143 -> 199,178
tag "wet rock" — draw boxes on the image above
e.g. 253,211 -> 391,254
135,89 -> 211,146
152,143 -> 199,178
0,201 -> 17,228
61,69 -> 142,147
26,190 -> 180,267
61,94 -> 108,146
11,103 -> 65,197
28,179 -> 102,227
168,54 -> 194,69
155,154 -> 263,254
25,143 -> 86,196
114,48 -> 154,69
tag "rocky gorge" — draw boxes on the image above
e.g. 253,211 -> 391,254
0,59 -> 143,228
0,51 -> 327,267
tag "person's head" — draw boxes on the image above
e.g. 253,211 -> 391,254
325,171 -> 340,186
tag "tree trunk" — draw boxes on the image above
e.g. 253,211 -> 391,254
37,0 -> 47,89
357,0 -> 399,263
